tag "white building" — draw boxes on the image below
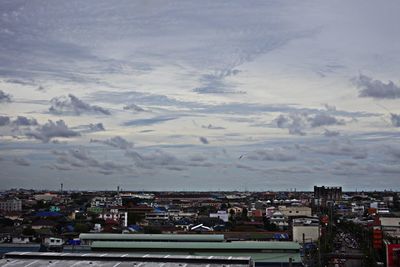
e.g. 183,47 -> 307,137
269,211 -> 288,229
210,211 -> 229,222
278,206 -> 312,218
370,202 -> 390,214
0,198 -> 22,212
292,218 -> 319,243
380,217 -> 400,238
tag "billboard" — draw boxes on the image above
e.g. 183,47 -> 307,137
387,244 -> 400,267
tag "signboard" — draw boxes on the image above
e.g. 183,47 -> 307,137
387,244 -> 400,267
50,206 -> 60,212
373,228 -> 382,249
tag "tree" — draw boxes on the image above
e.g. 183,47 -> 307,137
241,207 -> 248,220
127,212 -> 144,225
22,226 -> 35,236
74,223 -> 89,233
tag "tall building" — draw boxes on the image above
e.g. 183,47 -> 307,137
314,186 -> 342,206
0,198 -> 22,212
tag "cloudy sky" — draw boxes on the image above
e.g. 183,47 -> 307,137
1,0 -> 400,191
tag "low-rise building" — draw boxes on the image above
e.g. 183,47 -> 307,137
210,211 -> 229,222
292,217 -> 319,243
279,206 -> 312,218
380,217 -> 400,238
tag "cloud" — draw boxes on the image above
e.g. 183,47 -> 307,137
244,148 -> 296,161
26,120 -> 80,142
5,78 -> 36,86
354,74 -> 400,99
199,137 -> 209,144
74,123 -> 105,133
308,113 -> 344,127
384,145 -> 400,161
123,103 -> 145,112
14,157 -> 30,166
201,124 -> 225,130
0,116 -> 10,126
323,129 -> 340,137
193,72 -> 246,95
189,154 -> 208,162
13,116 -> 38,126
130,149 -> 182,170
274,113 -> 306,135
274,112 -> 345,135
0,90 -> 12,103
91,136 -> 133,150
54,147 -> 131,174
312,140 -> 368,159
49,94 -> 111,115
390,114 -> 400,127
123,116 -> 177,126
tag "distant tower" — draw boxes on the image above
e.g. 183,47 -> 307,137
117,185 -> 120,196
60,183 -> 63,194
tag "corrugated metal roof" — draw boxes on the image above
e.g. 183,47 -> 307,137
91,241 -> 301,250
0,252 -> 251,267
79,233 -> 225,242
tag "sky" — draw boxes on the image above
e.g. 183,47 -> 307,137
1,0 -> 400,191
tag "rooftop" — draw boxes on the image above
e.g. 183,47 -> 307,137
1,252 -> 252,267
79,233 -> 225,242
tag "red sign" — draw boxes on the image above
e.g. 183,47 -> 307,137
321,215 -> 329,225
373,229 -> 382,249
387,244 -> 400,267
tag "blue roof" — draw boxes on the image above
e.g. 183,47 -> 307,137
35,211 -> 62,217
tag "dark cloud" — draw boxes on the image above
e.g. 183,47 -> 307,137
0,90 -> 12,103
201,124 -> 225,130
5,79 -> 36,86
308,114 -> 344,127
0,116 -> 10,126
49,94 -> 111,115
130,149 -> 182,170
274,114 -> 306,135
123,116 -> 177,126
274,112 -> 344,135
13,116 -> 38,126
390,113 -> 400,127
354,74 -> 400,99
199,137 -> 209,144
193,71 -> 246,95
74,123 -> 105,133
123,103 -> 145,112
312,140 -> 368,159
14,157 -> 30,166
189,154 -> 208,162
385,145 -> 400,161
26,120 -> 80,142
55,147 -> 131,174
323,129 -> 340,137
91,136 -> 133,150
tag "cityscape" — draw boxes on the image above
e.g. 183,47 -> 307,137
0,186 -> 399,266
1,1 -> 400,266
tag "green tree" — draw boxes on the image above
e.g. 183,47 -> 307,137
74,223 -> 89,233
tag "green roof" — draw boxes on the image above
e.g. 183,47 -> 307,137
91,241 -> 301,250
90,241 -> 301,263
80,233 -> 225,242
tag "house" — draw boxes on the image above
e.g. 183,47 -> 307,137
278,206 -> 312,218
269,211 -> 288,229
210,211 -> 229,222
